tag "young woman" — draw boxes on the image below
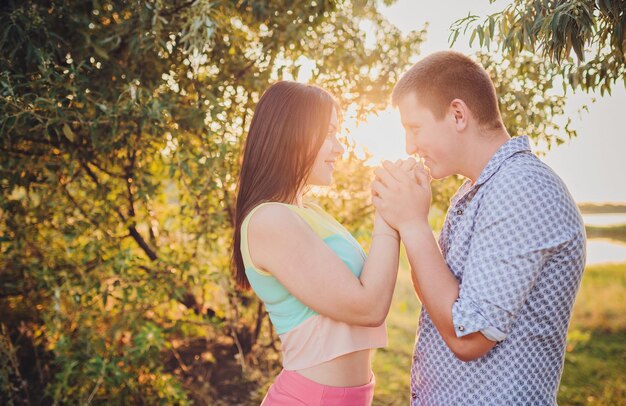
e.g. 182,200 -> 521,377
232,81 -> 405,405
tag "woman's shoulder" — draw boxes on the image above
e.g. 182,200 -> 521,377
245,202 -> 308,239
303,201 -> 335,221
245,201 -> 341,242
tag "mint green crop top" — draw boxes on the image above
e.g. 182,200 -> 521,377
240,201 -> 387,370
240,202 -> 366,335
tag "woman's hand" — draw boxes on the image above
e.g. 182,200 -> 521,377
398,157 -> 418,175
371,158 -> 432,234
374,210 -> 397,236
371,157 -> 421,233
373,159 -> 413,236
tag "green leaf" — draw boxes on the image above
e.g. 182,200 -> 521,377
93,45 -> 109,60
63,124 -> 76,142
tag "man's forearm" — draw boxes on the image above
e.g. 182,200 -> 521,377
410,268 -> 425,303
400,221 -> 460,342
400,220 -> 497,361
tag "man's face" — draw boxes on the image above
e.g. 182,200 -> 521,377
397,92 -> 459,179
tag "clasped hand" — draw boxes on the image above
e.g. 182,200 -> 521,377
371,157 -> 432,234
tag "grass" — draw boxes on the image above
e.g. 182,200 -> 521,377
372,260 -> 626,405
371,252 -> 418,404
558,262 -> 626,405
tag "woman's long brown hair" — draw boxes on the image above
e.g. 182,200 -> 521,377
232,81 -> 339,290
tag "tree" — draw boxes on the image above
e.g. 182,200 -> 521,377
0,0 -> 425,403
0,0 -> 577,404
451,0 -> 626,95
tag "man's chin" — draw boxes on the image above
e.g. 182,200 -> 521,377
426,167 -> 447,180
423,164 -> 436,177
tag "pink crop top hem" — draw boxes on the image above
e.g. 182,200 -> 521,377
279,314 -> 387,370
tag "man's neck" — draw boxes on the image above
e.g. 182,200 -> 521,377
464,128 -> 511,184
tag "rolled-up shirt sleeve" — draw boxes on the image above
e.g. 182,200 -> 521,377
451,171 -> 569,342
452,296 -> 507,342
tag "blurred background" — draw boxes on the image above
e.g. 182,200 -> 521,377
1,0 -> 624,404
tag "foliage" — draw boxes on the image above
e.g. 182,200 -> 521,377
451,0 -> 626,95
586,223 -> 626,243
579,202 -> 626,214
0,0 -> 580,403
479,51 -> 577,148
0,0 -> 424,403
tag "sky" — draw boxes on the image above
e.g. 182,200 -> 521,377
340,0 -> 626,204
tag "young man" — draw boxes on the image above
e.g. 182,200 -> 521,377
372,51 -> 586,405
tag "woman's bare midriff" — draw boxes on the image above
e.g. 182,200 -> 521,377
295,349 -> 372,387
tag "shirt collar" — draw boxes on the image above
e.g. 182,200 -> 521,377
474,135 -> 532,186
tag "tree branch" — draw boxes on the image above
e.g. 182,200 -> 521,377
161,0 -> 198,17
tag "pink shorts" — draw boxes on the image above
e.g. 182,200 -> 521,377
261,369 -> 375,406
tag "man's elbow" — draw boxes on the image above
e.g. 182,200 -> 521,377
449,338 -> 496,362
451,348 -> 482,363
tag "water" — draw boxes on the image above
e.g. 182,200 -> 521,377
581,213 -> 626,265
586,239 -> 626,265
582,213 -> 626,227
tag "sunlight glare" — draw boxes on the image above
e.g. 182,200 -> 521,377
344,106 -> 406,166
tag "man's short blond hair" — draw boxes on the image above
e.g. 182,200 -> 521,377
392,51 -> 503,130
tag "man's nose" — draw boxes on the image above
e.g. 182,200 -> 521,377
405,132 -> 418,155
405,142 -> 418,156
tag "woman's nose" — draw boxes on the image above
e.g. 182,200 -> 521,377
334,139 -> 345,155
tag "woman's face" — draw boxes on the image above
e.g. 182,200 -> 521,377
307,107 -> 344,186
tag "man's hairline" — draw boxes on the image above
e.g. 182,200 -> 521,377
394,89 -> 454,124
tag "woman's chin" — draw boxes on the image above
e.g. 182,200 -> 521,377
308,176 -> 333,187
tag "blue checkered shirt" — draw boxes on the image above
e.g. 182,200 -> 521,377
410,136 -> 586,405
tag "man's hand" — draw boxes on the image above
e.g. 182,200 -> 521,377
398,157 -> 417,174
371,158 -> 432,233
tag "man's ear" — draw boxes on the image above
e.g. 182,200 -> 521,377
449,99 -> 469,131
